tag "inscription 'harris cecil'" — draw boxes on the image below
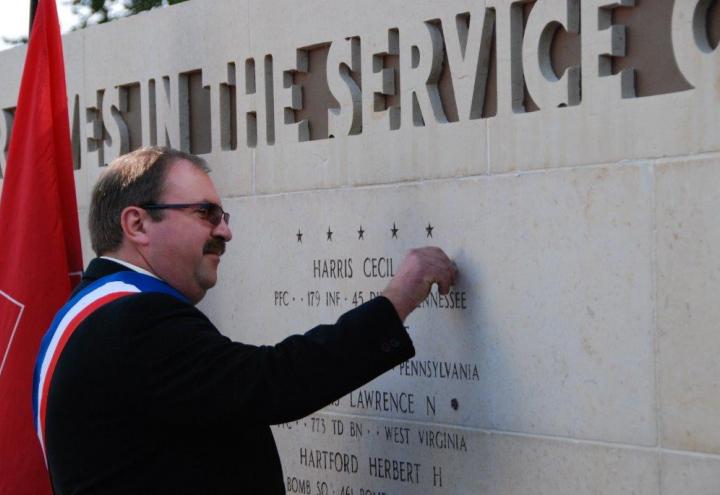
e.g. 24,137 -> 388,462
313,257 -> 395,279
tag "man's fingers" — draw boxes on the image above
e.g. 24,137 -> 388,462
422,263 -> 455,295
428,257 -> 457,290
439,265 -> 455,294
411,248 -> 454,271
383,246 -> 458,320
415,246 -> 453,267
448,261 -> 458,287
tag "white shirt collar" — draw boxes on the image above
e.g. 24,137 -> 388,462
100,256 -> 161,280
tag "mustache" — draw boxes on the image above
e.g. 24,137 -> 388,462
203,238 -> 226,256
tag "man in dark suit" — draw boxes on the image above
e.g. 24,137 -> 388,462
36,147 -> 456,494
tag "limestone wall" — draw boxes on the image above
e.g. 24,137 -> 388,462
1,0 -> 719,492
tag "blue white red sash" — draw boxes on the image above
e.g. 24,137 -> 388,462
32,270 -> 187,462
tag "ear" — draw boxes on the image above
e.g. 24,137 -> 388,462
119,206 -> 152,247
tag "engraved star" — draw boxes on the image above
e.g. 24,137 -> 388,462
296,229 -> 303,243
326,227 -> 333,241
426,223 -> 434,238
357,225 -> 365,240
391,222 -> 399,239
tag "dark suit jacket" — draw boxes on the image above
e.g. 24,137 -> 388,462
45,258 -> 414,494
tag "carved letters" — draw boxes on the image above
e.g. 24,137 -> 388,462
0,0 -> 710,169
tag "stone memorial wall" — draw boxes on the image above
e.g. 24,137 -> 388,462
1,0 -> 719,492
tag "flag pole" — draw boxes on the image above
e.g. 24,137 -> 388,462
29,0 -> 39,36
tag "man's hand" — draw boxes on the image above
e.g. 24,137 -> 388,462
382,247 -> 457,321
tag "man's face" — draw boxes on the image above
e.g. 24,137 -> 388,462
143,159 -> 232,303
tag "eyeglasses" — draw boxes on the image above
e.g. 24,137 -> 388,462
141,202 -> 230,226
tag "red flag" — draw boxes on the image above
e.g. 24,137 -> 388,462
0,0 -> 83,492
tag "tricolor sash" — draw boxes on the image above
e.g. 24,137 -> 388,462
32,270 -> 188,461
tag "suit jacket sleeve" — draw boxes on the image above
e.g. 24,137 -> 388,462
106,294 -> 415,426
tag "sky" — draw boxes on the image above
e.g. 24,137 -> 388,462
0,0 -> 81,51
